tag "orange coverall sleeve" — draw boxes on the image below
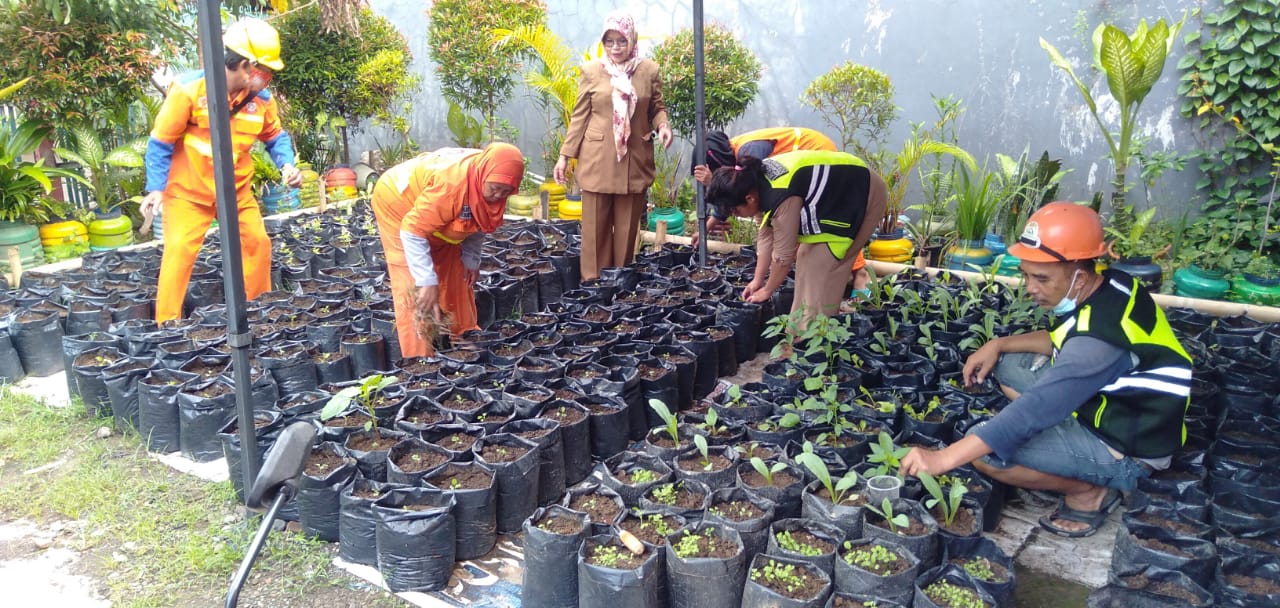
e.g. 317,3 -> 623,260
150,84 -> 192,144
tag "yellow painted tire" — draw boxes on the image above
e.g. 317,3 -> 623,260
40,220 -> 88,242
559,196 -> 582,219
867,236 -> 914,263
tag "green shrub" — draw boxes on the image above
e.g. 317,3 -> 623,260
650,23 -> 761,139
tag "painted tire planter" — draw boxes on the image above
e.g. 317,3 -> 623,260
1110,256 -> 1163,291
1231,274 -> 1280,306
946,239 -> 993,270
88,213 -> 134,251
559,194 -> 582,221
646,206 -> 685,235
1173,264 -> 1230,300
995,253 -> 1021,277
261,184 -> 302,215
867,232 -> 913,263
40,219 -> 89,247
0,221 -> 46,270
983,232 -> 1008,256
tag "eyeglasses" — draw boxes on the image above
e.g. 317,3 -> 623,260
602,38 -> 629,48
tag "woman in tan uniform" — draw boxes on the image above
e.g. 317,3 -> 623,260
553,11 -> 672,281
705,152 -> 887,325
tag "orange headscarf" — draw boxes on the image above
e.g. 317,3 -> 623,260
466,142 -> 524,232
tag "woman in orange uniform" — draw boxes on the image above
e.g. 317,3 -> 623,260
372,144 -> 525,357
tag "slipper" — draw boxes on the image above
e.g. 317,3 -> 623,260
1038,488 -> 1122,538
1015,488 -> 1062,509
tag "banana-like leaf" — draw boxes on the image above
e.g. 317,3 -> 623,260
1100,26 -> 1141,111
1041,37 -> 1098,116
104,147 -> 143,168
53,148 -> 88,168
1134,21 -> 1172,100
0,77 -> 31,101
18,165 -> 54,192
69,123 -> 104,168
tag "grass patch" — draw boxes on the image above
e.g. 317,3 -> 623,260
0,388 -> 401,608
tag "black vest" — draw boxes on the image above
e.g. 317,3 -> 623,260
1050,271 -> 1193,458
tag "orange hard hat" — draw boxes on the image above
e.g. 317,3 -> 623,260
1008,201 -> 1107,263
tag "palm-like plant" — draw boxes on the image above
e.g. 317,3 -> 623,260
877,129 -> 976,235
53,122 -> 146,213
493,25 -> 581,175
1040,15 -> 1185,209
951,165 -> 1007,243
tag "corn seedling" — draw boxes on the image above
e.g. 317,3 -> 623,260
919,472 -> 968,527
648,398 -> 680,444
750,457 -> 787,487
795,442 -> 861,505
693,434 -> 713,471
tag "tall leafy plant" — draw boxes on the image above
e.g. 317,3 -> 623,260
493,24 -> 581,175
428,0 -> 546,139
0,120 -> 87,224
800,61 -> 898,161
1040,14 -> 1186,210
650,23 -> 762,139
275,5 -> 417,165
54,122 -> 146,213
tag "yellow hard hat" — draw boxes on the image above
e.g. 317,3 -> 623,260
223,18 -> 284,71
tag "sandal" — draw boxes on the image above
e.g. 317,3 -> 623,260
1038,488 -> 1122,538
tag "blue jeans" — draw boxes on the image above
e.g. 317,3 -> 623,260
973,352 -> 1151,491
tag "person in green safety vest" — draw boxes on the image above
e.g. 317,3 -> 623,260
900,202 -> 1193,538
704,151 -> 886,328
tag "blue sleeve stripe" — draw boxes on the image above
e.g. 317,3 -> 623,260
145,137 -> 176,193
264,131 -> 296,169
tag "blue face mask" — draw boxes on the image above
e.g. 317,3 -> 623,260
1051,270 -> 1083,315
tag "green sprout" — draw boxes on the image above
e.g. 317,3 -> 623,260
320,373 -> 399,431
750,457 -> 787,487
648,398 -> 680,444
794,442 -> 860,505
919,472 -> 968,528
866,497 -> 910,535
693,434 -> 713,471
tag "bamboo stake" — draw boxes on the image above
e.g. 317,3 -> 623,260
652,220 -> 668,251
6,246 -> 21,289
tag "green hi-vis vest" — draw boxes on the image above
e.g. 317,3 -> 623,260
1050,270 -> 1193,458
758,150 -> 871,259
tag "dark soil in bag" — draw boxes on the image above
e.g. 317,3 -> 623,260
1100,564 -> 1213,608
372,487 -> 457,592
73,345 -> 125,418
912,563 -> 998,608
10,309 -> 65,377
704,487 -> 777,559
137,368 -> 198,453
297,442 -> 358,542
833,537 -> 919,607
473,432 -> 540,533
424,461 -> 497,560
385,437 -> 455,486
941,535 -> 1016,607
500,418 -> 566,506
766,517 -> 845,578
1112,527 -> 1219,587
741,553 -> 832,608
560,482 -> 627,536
600,450 -> 674,508
177,377 -> 238,462
540,400 -> 593,486
577,534 -> 665,608
522,505 -> 589,608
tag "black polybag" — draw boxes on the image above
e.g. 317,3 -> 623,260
703,487 -> 777,559
137,368 -> 197,453
72,345 -> 122,418
424,461 -> 497,560
473,432 -> 541,534
9,309 -> 64,377
577,534 -> 665,608
766,517 -> 844,577
800,479 -> 867,540
217,410 -> 282,503
833,537 -> 920,607
664,523 -> 747,608
0,330 -> 25,383
912,563 -> 998,608
102,357 -> 154,433
741,553 -> 832,608
1213,553 -> 1280,607
297,442 -> 358,542
338,477 -> 402,566
500,417 -> 566,506
940,535 -> 1016,607
1091,564 -> 1213,608
522,505 -> 589,608
540,400 -> 593,486
177,376 -> 238,462
373,487 -> 457,592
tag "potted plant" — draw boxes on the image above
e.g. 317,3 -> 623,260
1231,254 -> 1280,306
53,121 -> 147,250
800,60 -> 897,162
946,164 -> 1016,271
869,124 -> 976,263
0,100 -> 88,276
990,149 -> 1066,276
1040,14 -> 1185,210
1104,204 -> 1168,290
1173,231 -> 1234,300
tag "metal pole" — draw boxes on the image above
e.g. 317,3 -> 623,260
693,0 -> 708,266
196,0 -> 259,500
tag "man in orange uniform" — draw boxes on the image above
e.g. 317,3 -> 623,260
691,127 -> 870,294
142,18 -> 301,323
372,144 -> 525,357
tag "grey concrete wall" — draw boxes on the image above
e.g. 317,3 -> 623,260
357,0 -> 1201,216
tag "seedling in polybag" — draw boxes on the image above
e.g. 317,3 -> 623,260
320,373 -> 398,431
795,442 -> 860,505
648,398 -> 680,444
919,472 -> 968,527
865,431 -> 911,478
750,457 -> 787,487
866,497 -> 910,535
693,434 -> 713,471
